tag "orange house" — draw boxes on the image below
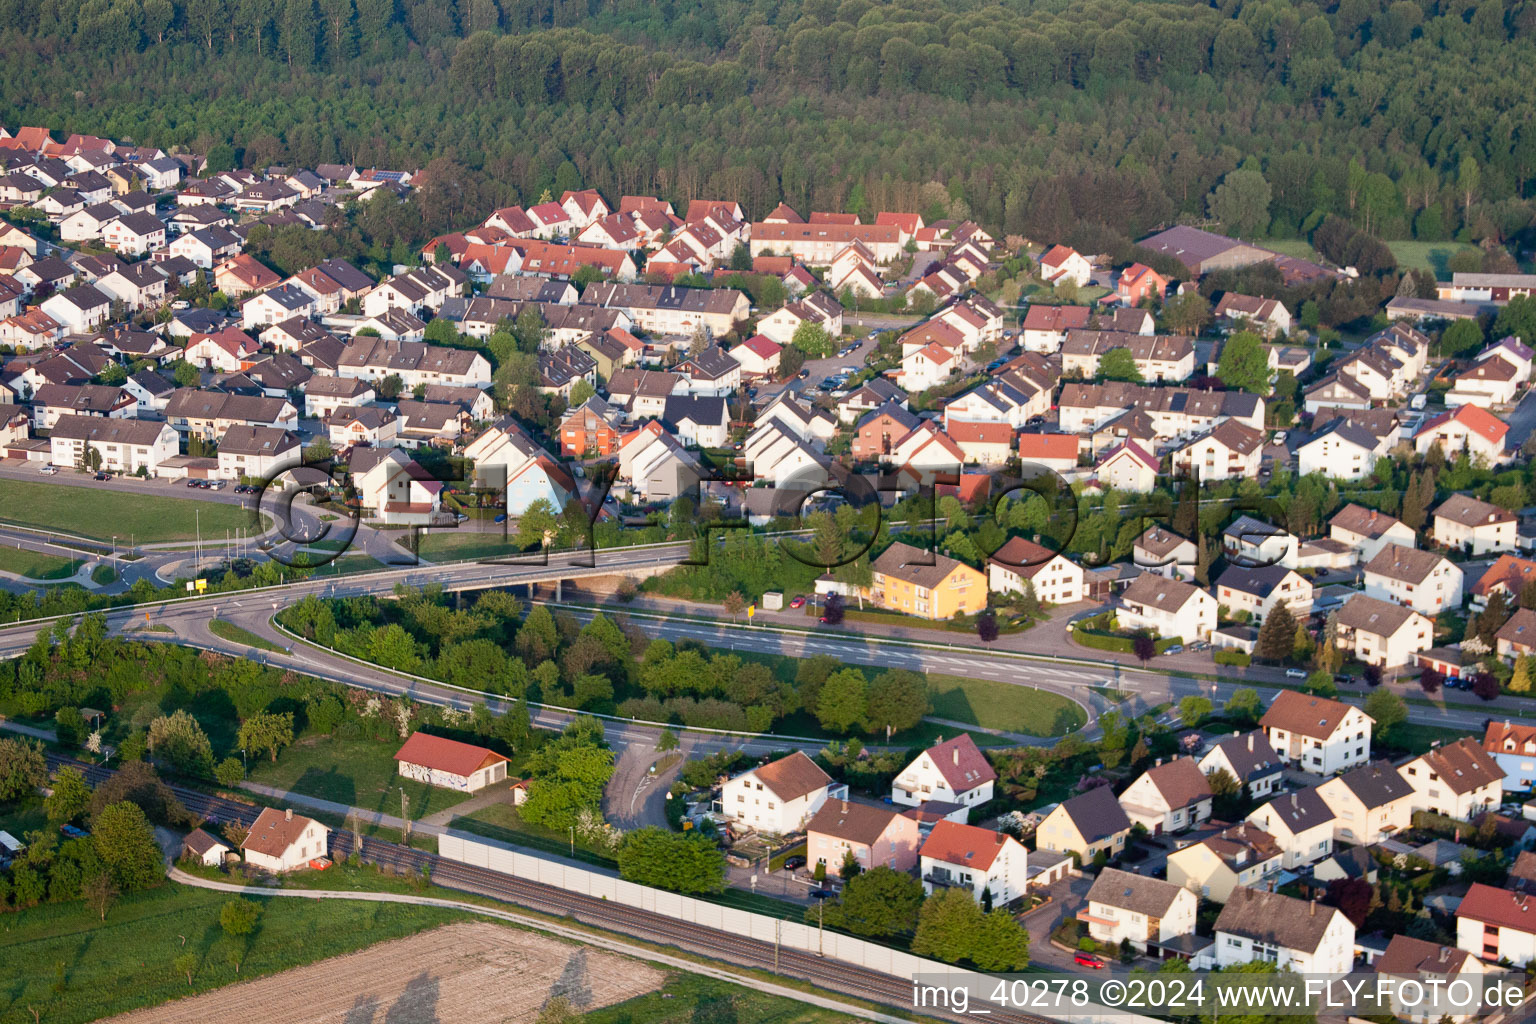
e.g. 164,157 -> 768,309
1117,263 -> 1170,306
558,401 -> 622,457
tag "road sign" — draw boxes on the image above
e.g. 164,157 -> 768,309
747,604 -> 755,618
194,578 -> 207,592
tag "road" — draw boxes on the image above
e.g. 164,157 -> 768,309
57,753 -> 1047,1024
1503,388 -> 1536,450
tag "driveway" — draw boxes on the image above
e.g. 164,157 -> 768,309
1023,873 -> 1093,970
602,729 -> 685,831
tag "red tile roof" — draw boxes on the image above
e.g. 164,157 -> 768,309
1022,304 -> 1091,332
920,819 -> 1009,870
394,732 -> 508,777
1416,404 -> 1508,444
926,734 -> 998,792
1458,882 -> 1536,935
1018,433 -> 1079,462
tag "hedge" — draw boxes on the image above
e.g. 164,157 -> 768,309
1214,650 -> 1251,667
1071,629 -> 1182,655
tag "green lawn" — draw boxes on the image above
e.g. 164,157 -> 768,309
0,479 -> 262,543
452,802 -> 618,867
413,530 -> 533,562
926,673 -> 1087,737
0,545 -> 79,579
0,882 -> 464,1024
245,734 -> 477,822
90,564 -> 117,585
1263,238 -> 1323,261
1386,240 -> 1479,277
208,618 -> 281,651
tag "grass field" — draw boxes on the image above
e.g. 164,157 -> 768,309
208,618 -> 281,651
1386,240 -> 1478,277
90,564 -> 117,585
0,882 -> 464,1024
0,545 -> 78,579
413,530 -> 537,563
0,479 -> 261,544
245,734 -> 477,822
926,674 -> 1087,737
1262,238 -> 1323,262
453,802 -> 619,867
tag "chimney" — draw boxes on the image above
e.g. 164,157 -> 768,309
953,747 -> 960,766
1310,898 -> 1316,917
1290,793 -> 1297,808
1247,734 -> 1254,752
285,808 -> 293,821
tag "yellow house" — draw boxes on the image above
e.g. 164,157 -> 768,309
865,541 -> 986,620
1037,787 -> 1133,862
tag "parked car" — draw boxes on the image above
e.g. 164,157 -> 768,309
493,513 -> 507,524
1285,668 -> 1308,679
93,472 -> 109,481
783,856 -> 806,871
1163,644 -> 1183,655
39,464 -> 58,475
789,595 -> 806,609
1075,953 -> 1106,969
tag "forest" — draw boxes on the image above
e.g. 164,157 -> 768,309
3,0 -> 1536,258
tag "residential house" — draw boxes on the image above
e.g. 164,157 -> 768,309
1376,935 -> 1491,1024
807,800 -> 920,873
1117,572 -> 1217,641
1497,608 -> 1536,662
865,541 -> 986,620
168,226 -> 240,269
1199,731 -> 1284,800
1472,555 -> 1536,610
361,265 -> 465,317
1456,883 -> 1536,966
181,828 -> 231,868
1038,245 -> 1092,288
1020,303 -> 1091,353
241,807 -> 329,873
164,390 -> 298,440
30,383 -> 134,429
890,735 -> 997,813
757,293 -> 843,347
747,221 -> 902,266
328,406 -> 401,448
1415,404 -> 1510,465
618,421 -> 703,502
558,396 -> 625,457
1082,868 -> 1198,953
1248,788 -> 1337,868
1433,494 -> 1517,556
302,375 -> 375,419
1117,757 -> 1213,835
216,426 -> 299,481
606,368 -> 685,418
1016,433 -> 1080,474
946,419 -> 1013,464
184,327 -> 260,372
394,400 -> 468,448
673,347 -> 742,397
987,537 -> 1084,607
1166,823 -> 1284,903
582,282 -> 749,337
1213,886 -> 1355,975
1060,330 -> 1196,383
336,338 -> 491,389
214,254 -> 282,297
1363,543 -> 1464,615
47,416 -> 178,476
39,284 -> 110,333
1329,503 -> 1417,563
718,751 -> 834,834
100,212 -> 165,255
1484,720 -> 1536,792
349,447 -> 443,525
1298,419 -> 1393,482
1316,761 -> 1416,843
1449,356 -> 1522,408
1334,594 -> 1433,669
1261,690 -> 1374,775
1171,420 -> 1265,482
1214,564 -> 1313,624
1134,527 -> 1197,581
729,334 -> 782,379
919,821 -> 1029,904
394,732 -> 510,793
122,370 -> 174,414
1222,515 -> 1298,569
1213,293 -> 1291,336
1117,263 -> 1169,306
1036,786 -> 1133,861
95,262 -> 168,310
1095,441 -> 1159,494
661,394 -> 729,448
1399,738 -> 1503,820
242,282 -> 317,329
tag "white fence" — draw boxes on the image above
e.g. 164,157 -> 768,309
437,831 -> 1163,1024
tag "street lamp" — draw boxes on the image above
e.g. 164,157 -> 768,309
810,888 -> 833,957
569,825 -> 575,857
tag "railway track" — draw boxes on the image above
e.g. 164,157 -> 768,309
52,754 -> 1061,1024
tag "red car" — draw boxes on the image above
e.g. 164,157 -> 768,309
789,596 -> 806,609
1074,953 -> 1106,969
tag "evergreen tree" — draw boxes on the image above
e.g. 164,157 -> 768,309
1401,471 -> 1425,531
1255,603 -> 1299,662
